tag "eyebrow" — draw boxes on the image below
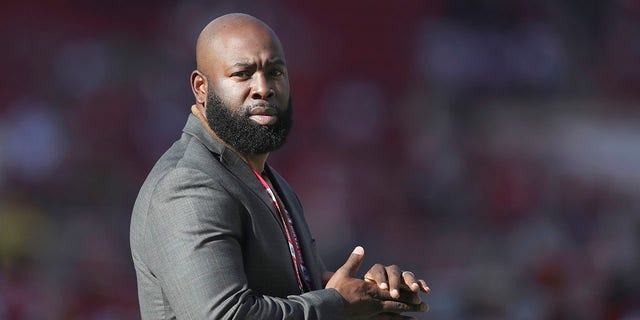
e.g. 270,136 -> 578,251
231,58 -> 286,69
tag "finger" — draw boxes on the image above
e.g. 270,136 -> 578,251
418,279 -> 430,293
364,264 -> 388,290
380,300 -> 429,314
396,288 -> 423,305
401,271 -> 420,292
385,265 -> 402,299
337,246 -> 365,277
372,285 -> 422,305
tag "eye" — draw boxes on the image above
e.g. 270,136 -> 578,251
269,69 -> 286,78
232,71 -> 251,79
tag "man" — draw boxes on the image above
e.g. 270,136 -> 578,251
130,13 -> 429,319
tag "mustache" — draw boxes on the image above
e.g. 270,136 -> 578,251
244,103 -> 280,115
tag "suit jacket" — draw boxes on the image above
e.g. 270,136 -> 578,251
130,114 -> 344,319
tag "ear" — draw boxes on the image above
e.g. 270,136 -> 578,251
190,70 -> 208,106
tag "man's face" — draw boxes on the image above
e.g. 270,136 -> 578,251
202,24 -> 292,154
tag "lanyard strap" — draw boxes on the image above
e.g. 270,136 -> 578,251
251,169 -> 309,291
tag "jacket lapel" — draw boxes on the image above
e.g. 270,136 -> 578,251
220,148 -> 286,234
266,166 -> 323,291
181,114 -> 285,235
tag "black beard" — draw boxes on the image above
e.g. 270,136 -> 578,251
205,91 -> 293,154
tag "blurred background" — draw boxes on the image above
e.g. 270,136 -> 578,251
1,0 -> 640,319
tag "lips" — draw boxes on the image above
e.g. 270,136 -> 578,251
248,106 -> 278,125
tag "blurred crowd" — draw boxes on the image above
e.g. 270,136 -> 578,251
1,0 -> 639,319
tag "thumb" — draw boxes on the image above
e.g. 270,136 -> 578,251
337,246 -> 365,277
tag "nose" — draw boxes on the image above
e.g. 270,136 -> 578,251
251,72 -> 274,100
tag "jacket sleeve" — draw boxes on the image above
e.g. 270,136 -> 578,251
144,167 -> 344,320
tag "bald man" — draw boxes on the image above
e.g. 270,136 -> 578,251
130,13 -> 429,320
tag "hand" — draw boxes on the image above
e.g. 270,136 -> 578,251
325,246 -> 428,319
364,264 -> 430,301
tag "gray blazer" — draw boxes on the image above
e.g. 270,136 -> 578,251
130,114 -> 344,319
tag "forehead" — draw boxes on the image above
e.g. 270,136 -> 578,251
210,26 -> 286,68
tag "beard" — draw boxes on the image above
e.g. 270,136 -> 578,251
205,89 -> 293,155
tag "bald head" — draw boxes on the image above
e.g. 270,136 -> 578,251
190,12 -> 289,108
195,13 -> 284,71
189,13 -> 292,155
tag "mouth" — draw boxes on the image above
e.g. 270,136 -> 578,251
248,105 -> 278,125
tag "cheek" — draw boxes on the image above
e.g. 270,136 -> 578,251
277,83 -> 291,102
219,83 -> 251,105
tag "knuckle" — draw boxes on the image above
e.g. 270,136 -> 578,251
391,301 -> 409,311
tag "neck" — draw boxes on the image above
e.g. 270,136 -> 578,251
191,104 -> 269,173
244,153 -> 269,174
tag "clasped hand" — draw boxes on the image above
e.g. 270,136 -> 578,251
325,246 -> 430,320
